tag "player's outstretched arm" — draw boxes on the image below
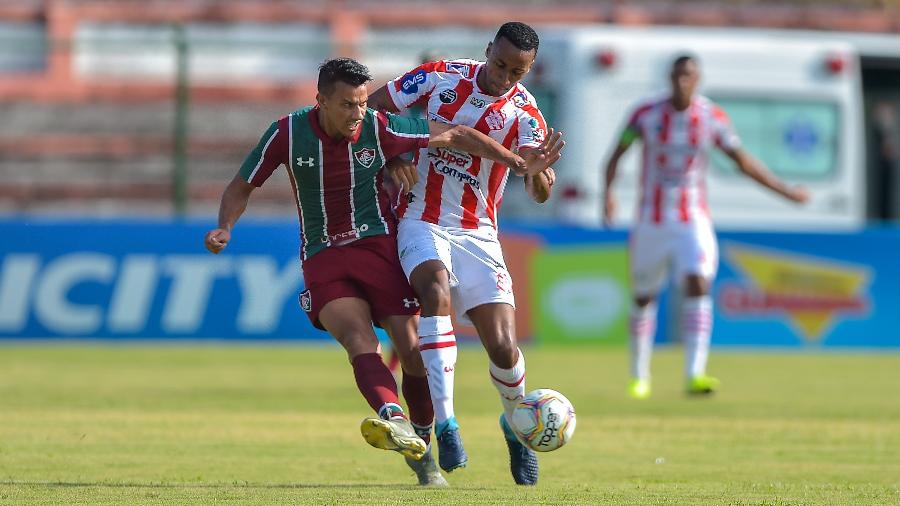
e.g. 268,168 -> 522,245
602,142 -> 630,228
427,121 -> 528,175
725,148 -> 809,204
204,174 -> 255,254
368,86 -> 401,113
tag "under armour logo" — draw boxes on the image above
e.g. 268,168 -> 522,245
297,156 -> 314,167
403,297 -> 420,308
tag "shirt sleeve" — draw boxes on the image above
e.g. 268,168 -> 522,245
711,104 -> 742,151
377,111 -> 431,161
386,61 -> 446,112
238,118 -> 289,187
516,100 -> 548,151
619,104 -> 647,147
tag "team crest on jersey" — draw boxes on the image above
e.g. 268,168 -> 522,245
299,290 -> 312,312
445,63 -> 471,77
511,91 -> 529,108
439,89 -> 458,104
400,70 -> 427,95
485,109 -> 507,130
354,147 -> 376,168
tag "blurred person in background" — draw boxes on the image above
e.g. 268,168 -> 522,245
873,101 -> 898,221
203,57 -> 528,486
603,54 -> 809,400
368,22 -> 563,485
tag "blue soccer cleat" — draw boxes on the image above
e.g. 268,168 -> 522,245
500,413 -> 538,486
436,426 -> 468,472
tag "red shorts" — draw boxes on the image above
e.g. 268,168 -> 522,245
299,234 -> 420,330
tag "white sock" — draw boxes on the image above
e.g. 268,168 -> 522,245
418,315 -> 457,427
682,295 -> 713,378
489,348 -> 526,421
630,302 -> 657,381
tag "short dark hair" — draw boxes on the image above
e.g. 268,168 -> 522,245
494,22 -> 539,53
672,54 -> 698,69
318,58 -> 372,95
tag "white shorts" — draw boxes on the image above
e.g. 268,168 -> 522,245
398,218 -> 515,325
629,219 -> 719,297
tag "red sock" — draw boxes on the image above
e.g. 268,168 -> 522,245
351,353 -> 404,419
402,372 -> 434,443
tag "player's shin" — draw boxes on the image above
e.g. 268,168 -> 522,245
402,371 -> 434,445
682,295 -> 713,378
489,347 -> 526,421
351,353 -> 405,420
630,302 -> 658,381
418,315 -> 458,435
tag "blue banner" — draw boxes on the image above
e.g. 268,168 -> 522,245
0,219 -> 327,340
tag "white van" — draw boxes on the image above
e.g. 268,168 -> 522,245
504,26 -> 865,230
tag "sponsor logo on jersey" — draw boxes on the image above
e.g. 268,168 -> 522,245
445,62 -> 471,77
719,244 -> 870,342
485,109 -> 507,130
353,147 -> 376,168
403,297 -> 420,308
439,89 -> 458,104
299,290 -> 312,312
511,91 -> 529,108
427,147 -> 481,190
320,223 -> 370,244
469,97 -> 486,108
400,70 -> 428,95
296,156 -> 315,167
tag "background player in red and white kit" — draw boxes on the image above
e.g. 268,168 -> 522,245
203,58 -> 528,486
368,22 -> 563,485
603,55 -> 809,400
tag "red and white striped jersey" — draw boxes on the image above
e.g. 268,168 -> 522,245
386,59 -> 548,230
623,95 -> 741,224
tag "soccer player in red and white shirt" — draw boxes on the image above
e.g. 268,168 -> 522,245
369,22 -> 563,485
604,55 -> 809,400
204,58 -> 529,486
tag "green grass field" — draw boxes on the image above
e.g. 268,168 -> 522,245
1,345 -> 898,505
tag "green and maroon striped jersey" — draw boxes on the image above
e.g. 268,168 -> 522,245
239,106 -> 430,259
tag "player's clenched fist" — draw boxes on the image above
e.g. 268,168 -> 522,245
205,228 -> 231,254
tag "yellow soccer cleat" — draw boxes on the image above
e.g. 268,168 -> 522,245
687,374 -> 720,395
628,378 -> 652,400
361,416 -> 427,460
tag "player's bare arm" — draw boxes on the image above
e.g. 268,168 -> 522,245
602,140 -> 632,227
385,157 -> 418,193
525,167 -> 555,203
368,86 -> 400,113
427,120 -> 528,174
204,174 -> 255,254
724,147 -> 810,204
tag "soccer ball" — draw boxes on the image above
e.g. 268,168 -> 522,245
509,388 -> 576,452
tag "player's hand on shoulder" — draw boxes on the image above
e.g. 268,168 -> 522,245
386,157 -> 418,193
205,228 -> 230,254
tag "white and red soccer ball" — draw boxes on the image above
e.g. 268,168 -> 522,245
509,388 -> 577,452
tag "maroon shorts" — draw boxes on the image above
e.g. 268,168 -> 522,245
299,234 -> 419,330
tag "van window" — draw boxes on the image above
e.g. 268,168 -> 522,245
710,97 -> 839,180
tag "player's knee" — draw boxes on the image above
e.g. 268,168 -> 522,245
417,281 -> 452,313
334,328 -> 378,357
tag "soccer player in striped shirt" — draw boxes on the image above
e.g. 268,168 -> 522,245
603,55 -> 809,400
204,58 -> 530,486
368,22 -> 563,485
